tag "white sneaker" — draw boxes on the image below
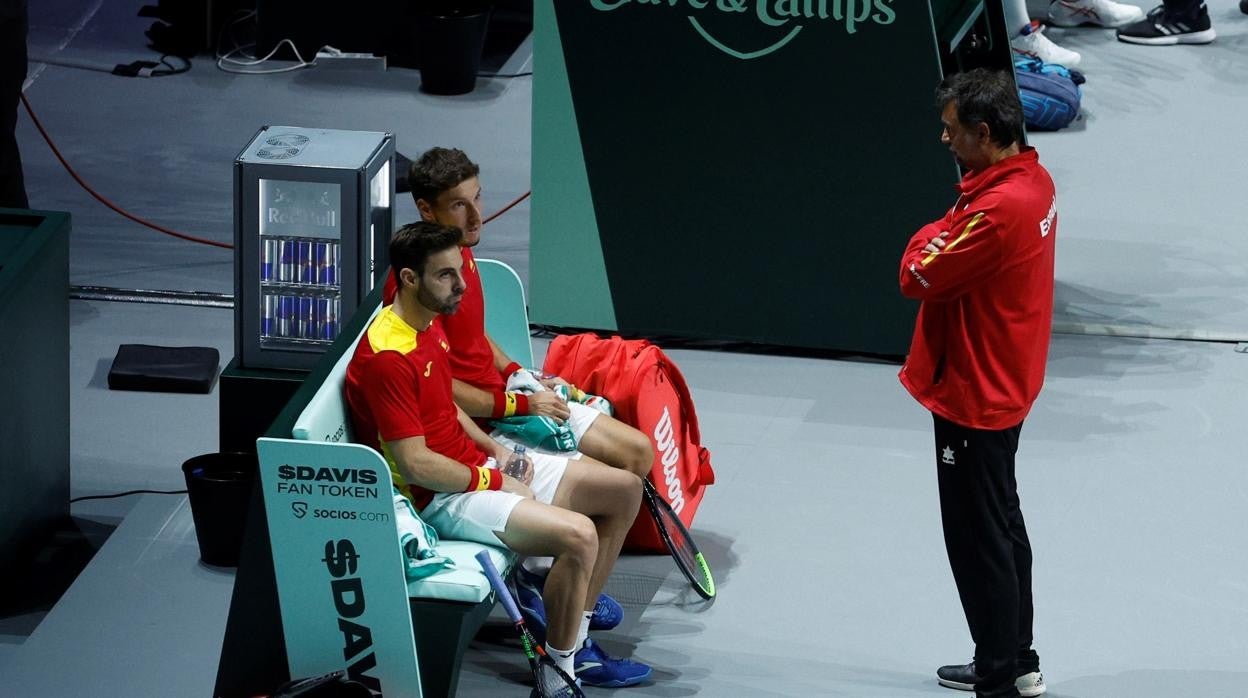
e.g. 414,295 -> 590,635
1012,27 -> 1083,69
1017,671 -> 1047,697
1047,0 -> 1146,28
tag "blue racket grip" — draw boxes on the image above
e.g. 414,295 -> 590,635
475,550 -> 525,624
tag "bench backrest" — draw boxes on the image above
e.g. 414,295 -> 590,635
291,306 -> 378,443
477,258 -> 534,368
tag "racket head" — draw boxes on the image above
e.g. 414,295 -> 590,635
643,478 -> 717,599
533,655 -> 585,698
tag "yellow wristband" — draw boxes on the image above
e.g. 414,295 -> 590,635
465,465 -> 501,492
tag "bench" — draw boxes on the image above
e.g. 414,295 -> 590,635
254,259 -> 532,697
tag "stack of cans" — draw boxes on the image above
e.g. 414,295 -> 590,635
261,294 -> 340,342
260,238 -> 340,288
259,236 -> 343,344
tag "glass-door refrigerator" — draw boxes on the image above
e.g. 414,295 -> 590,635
234,125 -> 394,370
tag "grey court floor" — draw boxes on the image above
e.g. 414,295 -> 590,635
2,1 -> 1247,697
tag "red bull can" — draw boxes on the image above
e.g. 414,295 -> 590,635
260,294 -> 277,337
260,239 -> 278,282
296,241 -> 314,284
319,242 -> 339,285
276,295 -> 295,337
297,296 -> 314,338
278,240 -> 295,283
314,242 -> 337,286
316,297 -> 339,341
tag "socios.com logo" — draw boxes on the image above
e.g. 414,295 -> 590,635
589,0 -> 897,60
292,501 -> 308,519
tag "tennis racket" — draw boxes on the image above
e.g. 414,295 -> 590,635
475,550 -> 585,698
642,477 -> 716,599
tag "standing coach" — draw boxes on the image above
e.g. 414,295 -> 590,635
899,68 -> 1056,698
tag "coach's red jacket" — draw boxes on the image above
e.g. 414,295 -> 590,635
898,147 -> 1056,431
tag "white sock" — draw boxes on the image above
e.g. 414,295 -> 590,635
577,611 -> 592,650
546,642 -> 577,679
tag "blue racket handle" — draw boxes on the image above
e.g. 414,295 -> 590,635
475,550 -> 525,625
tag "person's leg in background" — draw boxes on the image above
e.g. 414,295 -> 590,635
1006,0 -> 1085,68
1045,0 -> 1145,28
1117,0 -> 1216,44
0,0 -> 30,209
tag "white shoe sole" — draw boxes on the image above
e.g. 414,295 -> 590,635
1118,28 -> 1216,45
1048,12 -> 1145,28
937,671 -> 1046,696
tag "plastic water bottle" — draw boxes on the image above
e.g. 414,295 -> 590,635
503,445 -> 533,485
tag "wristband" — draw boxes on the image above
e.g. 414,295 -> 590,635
464,465 -> 502,492
501,361 -> 523,380
491,391 -> 529,418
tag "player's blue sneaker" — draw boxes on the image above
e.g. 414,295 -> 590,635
589,589 -> 624,631
574,638 -> 652,688
513,566 -> 624,644
513,566 -> 550,643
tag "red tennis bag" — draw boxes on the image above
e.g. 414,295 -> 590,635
543,334 -> 715,553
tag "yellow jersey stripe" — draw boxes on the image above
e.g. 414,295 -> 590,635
367,306 -> 419,354
921,212 -> 985,267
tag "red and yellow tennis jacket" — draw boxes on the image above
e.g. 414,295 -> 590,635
898,147 -> 1057,430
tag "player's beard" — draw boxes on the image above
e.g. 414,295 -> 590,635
418,286 -> 462,315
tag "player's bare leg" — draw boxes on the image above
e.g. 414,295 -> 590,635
496,500 -> 598,650
577,415 -> 653,478
551,456 -> 643,610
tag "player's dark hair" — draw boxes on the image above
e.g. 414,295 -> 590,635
935,68 -> 1025,149
409,147 -> 480,208
390,221 -> 462,287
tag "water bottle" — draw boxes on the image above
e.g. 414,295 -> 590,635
503,445 -> 533,485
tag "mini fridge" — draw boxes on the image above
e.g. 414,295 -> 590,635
233,126 -> 395,370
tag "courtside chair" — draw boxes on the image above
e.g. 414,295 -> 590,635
476,258 -> 535,368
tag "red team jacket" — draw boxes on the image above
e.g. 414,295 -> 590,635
898,147 -> 1057,431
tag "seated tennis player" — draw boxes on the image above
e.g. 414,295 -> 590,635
345,221 -> 651,688
385,147 -> 654,639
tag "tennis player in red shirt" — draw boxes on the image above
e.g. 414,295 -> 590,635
347,221 -> 651,688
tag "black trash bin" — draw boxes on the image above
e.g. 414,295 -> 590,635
182,452 -> 257,567
414,2 -> 493,95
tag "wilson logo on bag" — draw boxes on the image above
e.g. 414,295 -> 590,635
543,334 -> 715,553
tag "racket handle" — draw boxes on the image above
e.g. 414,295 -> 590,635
475,550 -> 525,625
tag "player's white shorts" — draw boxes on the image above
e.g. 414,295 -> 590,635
418,451 -> 570,547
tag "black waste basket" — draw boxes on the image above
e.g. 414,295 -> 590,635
414,2 -> 492,95
182,452 -> 257,567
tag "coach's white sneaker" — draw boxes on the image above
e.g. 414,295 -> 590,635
1012,25 -> 1083,69
1016,671 -> 1047,697
1048,0 -> 1146,28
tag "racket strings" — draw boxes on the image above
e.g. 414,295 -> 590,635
535,662 -> 581,698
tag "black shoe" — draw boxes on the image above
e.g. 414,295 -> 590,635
937,661 -> 1047,697
1117,3 -> 1216,45
1240,0 -> 1247,15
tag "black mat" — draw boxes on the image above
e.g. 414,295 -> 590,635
107,344 -> 220,394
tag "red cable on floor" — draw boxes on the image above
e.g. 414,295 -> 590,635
21,93 -> 533,248
21,92 -> 234,250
